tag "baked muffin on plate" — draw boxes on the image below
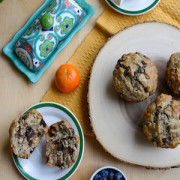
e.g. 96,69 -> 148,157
9,109 -> 48,159
113,52 -> 158,101
166,52 -> 180,95
45,120 -> 79,169
143,93 -> 180,148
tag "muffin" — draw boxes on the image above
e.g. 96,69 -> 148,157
45,120 -> 79,169
166,52 -> 180,95
143,94 -> 180,148
9,109 -> 48,159
113,52 -> 158,101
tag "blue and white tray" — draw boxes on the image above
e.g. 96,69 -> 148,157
3,0 -> 95,83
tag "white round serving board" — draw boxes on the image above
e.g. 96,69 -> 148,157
105,0 -> 160,16
88,22 -> 180,168
12,102 -> 84,180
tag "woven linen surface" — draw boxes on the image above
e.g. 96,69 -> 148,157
41,0 -> 180,136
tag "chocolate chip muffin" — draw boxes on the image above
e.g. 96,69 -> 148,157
113,52 -> 158,101
166,52 -> 180,95
9,109 -> 48,159
143,94 -> 180,148
45,120 -> 79,169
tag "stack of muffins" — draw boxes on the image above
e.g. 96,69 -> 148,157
113,52 -> 180,148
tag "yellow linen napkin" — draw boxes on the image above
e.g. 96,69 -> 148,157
41,0 -> 180,136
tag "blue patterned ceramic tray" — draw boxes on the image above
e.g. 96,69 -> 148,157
3,0 -> 95,83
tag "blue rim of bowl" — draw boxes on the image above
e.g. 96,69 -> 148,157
90,166 -> 127,180
11,102 -> 84,180
105,0 -> 160,16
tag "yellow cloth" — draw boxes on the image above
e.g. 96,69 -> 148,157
41,0 -> 180,136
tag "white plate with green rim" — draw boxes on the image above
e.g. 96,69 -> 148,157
12,102 -> 84,180
105,0 -> 160,16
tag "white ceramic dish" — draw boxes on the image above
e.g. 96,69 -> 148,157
12,102 -> 84,180
105,0 -> 160,16
90,166 -> 127,180
88,22 -> 180,168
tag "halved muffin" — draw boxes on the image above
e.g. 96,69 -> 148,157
9,109 -> 48,159
45,120 -> 79,169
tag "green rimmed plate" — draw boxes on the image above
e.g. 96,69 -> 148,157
105,0 -> 160,16
12,102 -> 84,180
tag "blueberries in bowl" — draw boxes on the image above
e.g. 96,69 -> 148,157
91,166 -> 126,180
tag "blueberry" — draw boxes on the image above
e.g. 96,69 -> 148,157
100,170 -> 109,177
93,173 -> 101,180
114,172 -> 123,180
108,170 -> 114,180
99,177 -> 107,180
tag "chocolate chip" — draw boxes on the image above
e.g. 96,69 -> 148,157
40,119 -> 46,127
49,126 -> 56,136
118,58 -> 124,63
124,68 -> 130,76
162,137 -> 171,144
55,140 -> 64,151
117,59 -> 124,69
58,163 -> 63,168
50,133 -> 54,137
143,55 -> 149,59
133,71 -> 138,80
30,148 -> 34,154
17,127 -> 21,138
57,143 -> 63,151
28,140 -> 32,146
18,134 -> 22,139
18,126 -> 21,132
144,88 -> 148,92
55,140 -> 60,144
68,147 -> 74,155
135,52 -> 140,55
19,114 -> 28,122
50,126 -> 56,131
155,107 -> 161,117
166,126 -> 171,132
139,65 -> 146,73
25,126 -> 35,141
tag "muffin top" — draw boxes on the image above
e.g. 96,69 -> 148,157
113,52 -> 158,101
143,93 -> 180,148
166,52 -> 180,95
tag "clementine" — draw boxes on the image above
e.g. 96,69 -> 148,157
55,64 -> 80,93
